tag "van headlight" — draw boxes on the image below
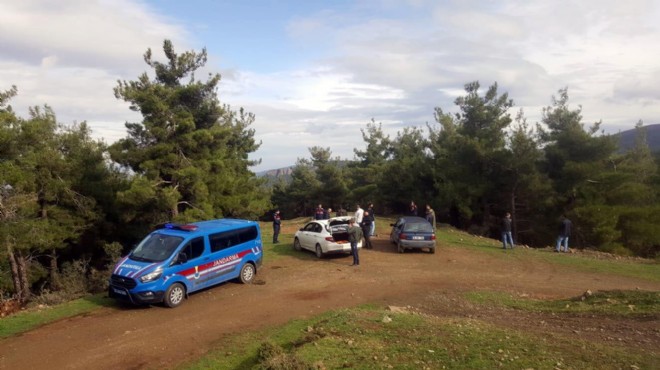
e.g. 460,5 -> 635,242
140,270 -> 162,283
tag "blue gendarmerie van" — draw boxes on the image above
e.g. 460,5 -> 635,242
108,219 -> 263,308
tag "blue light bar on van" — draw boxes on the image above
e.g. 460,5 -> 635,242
163,223 -> 198,231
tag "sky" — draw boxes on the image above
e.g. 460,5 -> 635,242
1,0 -> 659,172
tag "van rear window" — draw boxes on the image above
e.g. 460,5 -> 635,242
209,226 -> 259,252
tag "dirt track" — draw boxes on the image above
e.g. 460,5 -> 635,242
1,235 -> 658,370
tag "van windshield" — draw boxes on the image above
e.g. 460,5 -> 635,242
130,233 -> 183,263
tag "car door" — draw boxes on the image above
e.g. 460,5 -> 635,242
299,222 -> 317,251
309,223 -> 324,248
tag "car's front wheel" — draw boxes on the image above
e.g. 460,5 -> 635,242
164,283 -> 185,308
315,244 -> 323,259
294,238 -> 302,251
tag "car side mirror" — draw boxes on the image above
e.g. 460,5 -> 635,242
389,223 -> 395,226
299,228 -> 304,231
177,252 -> 188,264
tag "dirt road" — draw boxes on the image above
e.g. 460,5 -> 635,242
1,236 -> 658,370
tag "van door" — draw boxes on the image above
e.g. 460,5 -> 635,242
168,236 -> 207,292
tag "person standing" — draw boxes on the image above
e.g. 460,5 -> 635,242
360,211 -> 373,249
272,209 -> 281,244
408,201 -> 418,216
367,203 -> 376,236
501,212 -> 514,249
348,218 -> 363,266
315,204 -> 325,220
425,204 -> 436,230
556,215 -> 572,253
324,207 -> 332,220
355,204 -> 364,224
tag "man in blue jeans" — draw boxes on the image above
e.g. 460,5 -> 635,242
501,212 -> 514,249
556,215 -> 572,252
348,218 -> 363,266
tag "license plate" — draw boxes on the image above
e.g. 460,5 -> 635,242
412,236 -> 424,240
112,287 -> 127,296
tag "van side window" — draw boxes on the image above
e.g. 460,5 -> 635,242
181,237 -> 205,260
209,226 -> 259,253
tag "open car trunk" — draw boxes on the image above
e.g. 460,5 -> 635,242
328,220 -> 350,243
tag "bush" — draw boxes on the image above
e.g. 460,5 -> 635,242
618,207 -> 660,257
256,341 -> 313,370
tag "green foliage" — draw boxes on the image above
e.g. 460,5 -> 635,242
429,81 -> 515,227
617,207 -> 660,257
110,40 -> 269,224
378,126 -> 432,213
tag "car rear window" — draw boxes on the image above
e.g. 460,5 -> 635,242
403,222 -> 433,233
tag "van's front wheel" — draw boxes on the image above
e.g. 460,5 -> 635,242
239,263 -> 255,284
164,283 -> 185,308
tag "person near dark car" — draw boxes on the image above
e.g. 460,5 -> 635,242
501,212 -> 514,249
348,218 -> 363,266
408,201 -> 418,216
555,215 -> 572,253
272,209 -> 281,244
425,204 -> 436,230
360,211 -> 373,249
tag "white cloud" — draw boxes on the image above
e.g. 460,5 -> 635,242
0,0 -> 189,143
2,0 -> 659,172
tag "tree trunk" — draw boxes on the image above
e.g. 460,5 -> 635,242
7,244 -> 30,303
510,190 -> 517,244
17,251 -> 30,302
50,248 -> 61,291
7,244 -> 22,300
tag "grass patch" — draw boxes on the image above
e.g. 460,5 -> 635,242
436,226 -> 660,282
465,289 -> 660,316
0,294 -> 113,338
182,305 -> 654,370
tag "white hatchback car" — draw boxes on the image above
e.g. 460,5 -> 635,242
293,216 -> 363,258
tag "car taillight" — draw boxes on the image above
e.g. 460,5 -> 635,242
399,233 -> 407,240
325,237 -> 335,242
431,234 -> 436,240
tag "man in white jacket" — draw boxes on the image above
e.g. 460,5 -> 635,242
355,204 -> 364,224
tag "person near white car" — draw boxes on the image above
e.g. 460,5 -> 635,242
355,204 -> 364,224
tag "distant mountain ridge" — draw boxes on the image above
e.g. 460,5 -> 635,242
256,166 -> 294,185
616,123 -> 660,152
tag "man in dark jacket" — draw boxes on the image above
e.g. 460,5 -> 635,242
501,212 -> 514,249
555,215 -> 572,252
367,203 -> 376,236
348,218 -> 363,266
273,209 -> 281,244
360,211 -> 373,249
315,204 -> 325,220
408,201 -> 418,216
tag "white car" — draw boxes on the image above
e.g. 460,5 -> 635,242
293,216 -> 363,258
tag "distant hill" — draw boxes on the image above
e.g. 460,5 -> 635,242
255,166 -> 294,185
617,124 -> 660,152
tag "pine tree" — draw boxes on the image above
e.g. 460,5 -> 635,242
110,40 -> 269,225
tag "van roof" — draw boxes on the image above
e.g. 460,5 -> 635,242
155,219 -> 259,237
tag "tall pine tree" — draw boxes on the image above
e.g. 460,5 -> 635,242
110,40 -> 269,225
